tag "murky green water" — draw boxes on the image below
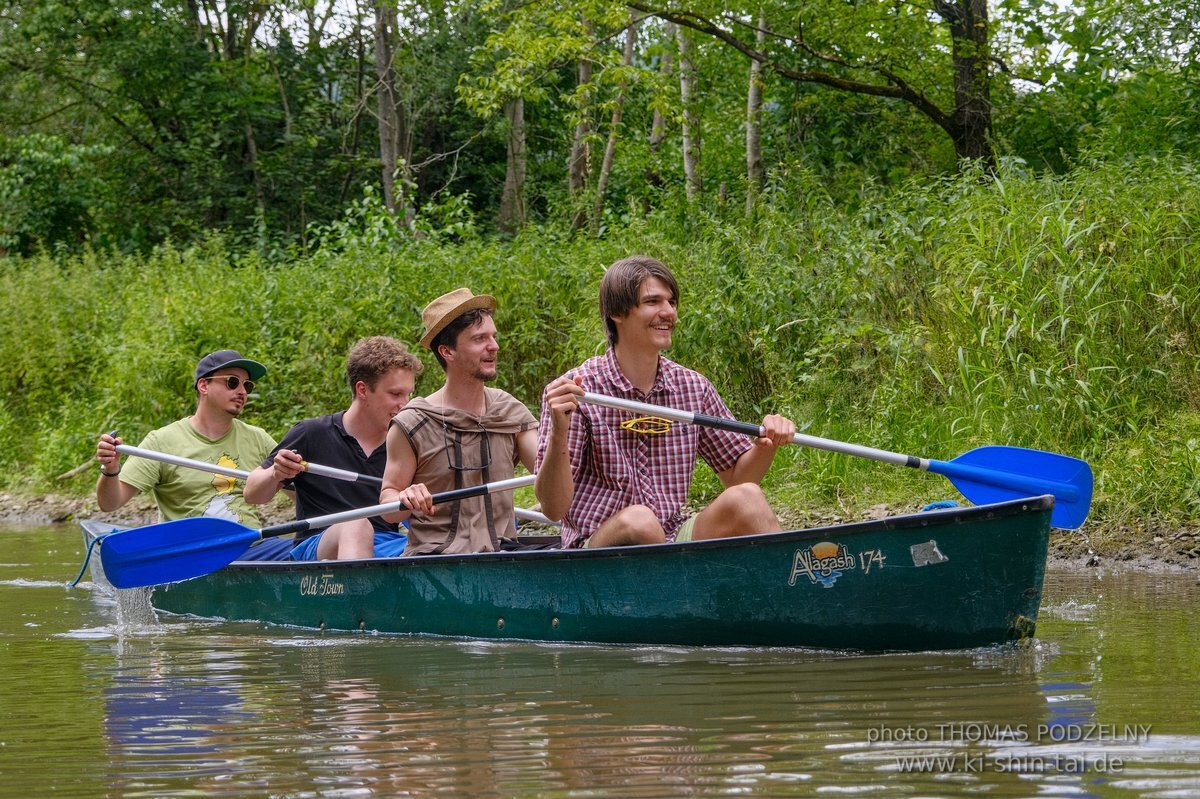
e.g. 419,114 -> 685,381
1,522 -> 1197,798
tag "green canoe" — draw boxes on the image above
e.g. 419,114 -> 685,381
80,494 -> 1052,651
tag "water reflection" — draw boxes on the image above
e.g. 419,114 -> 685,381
3,522 -> 1200,798
103,648 -> 252,761
84,631 -> 1066,797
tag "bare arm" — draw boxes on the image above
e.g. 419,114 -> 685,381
379,423 -> 433,523
244,449 -> 302,505
515,427 -> 538,474
535,376 -> 582,521
95,433 -> 140,512
716,413 -> 795,487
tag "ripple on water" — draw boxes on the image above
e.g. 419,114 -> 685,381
3,525 -> 1200,798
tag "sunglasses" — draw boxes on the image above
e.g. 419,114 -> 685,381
203,374 -> 256,393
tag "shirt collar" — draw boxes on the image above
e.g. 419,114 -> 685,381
597,349 -> 675,398
331,410 -> 352,440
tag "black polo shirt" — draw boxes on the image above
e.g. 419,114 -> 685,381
262,411 -> 397,541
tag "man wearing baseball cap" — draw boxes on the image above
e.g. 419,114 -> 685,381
95,349 -> 277,530
379,288 -> 538,555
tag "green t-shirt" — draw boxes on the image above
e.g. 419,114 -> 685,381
121,418 -> 276,525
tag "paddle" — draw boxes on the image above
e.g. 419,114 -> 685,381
578,392 -> 1093,530
99,474 -> 535,589
515,508 -> 557,526
119,443 -> 556,525
115,443 -> 383,486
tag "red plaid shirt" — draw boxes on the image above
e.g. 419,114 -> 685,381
536,350 -> 751,548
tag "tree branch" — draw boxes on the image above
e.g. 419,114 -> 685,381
626,0 -> 953,133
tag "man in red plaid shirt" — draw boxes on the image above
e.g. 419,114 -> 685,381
536,255 -> 796,549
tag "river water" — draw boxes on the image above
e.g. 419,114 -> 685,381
1,522 -> 1197,798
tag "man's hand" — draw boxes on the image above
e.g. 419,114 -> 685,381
272,449 -> 305,482
544,375 -> 584,432
396,483 -> 434,517
754,414 -> 796,449
96,433 -> 123,476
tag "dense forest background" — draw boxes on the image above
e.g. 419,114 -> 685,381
2,0 -> 1196,252
1,0 -> 1197,545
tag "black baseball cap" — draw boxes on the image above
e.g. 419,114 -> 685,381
193,350 -> 267,384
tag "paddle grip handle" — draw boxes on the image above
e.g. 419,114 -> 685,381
693,413 -> 764,438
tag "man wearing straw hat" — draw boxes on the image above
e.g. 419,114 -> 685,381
379,288 -> 538,555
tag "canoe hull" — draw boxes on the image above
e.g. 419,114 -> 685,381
82,495 -> 1052,651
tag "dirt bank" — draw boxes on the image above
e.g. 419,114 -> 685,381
0,490 -> 296,529
2,489 -> 1196,573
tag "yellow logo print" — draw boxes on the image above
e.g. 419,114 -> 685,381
210,455 -> 239,494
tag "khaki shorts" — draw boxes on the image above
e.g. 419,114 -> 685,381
673,515 -> 698,543
584,515 -> 698,547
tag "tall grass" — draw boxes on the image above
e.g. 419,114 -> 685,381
1,157 -> 1196,535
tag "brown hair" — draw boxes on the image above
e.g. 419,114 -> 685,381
346,336 -> 423,392
430,308 -> 494,369
599,255 -> 679,347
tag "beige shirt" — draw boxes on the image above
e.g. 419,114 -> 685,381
392,388 -> 536,555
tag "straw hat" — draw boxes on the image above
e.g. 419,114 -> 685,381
419,288 -> 497,349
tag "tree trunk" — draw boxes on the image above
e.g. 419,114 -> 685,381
745,10 -> 766,214
592,13 -> 638,234
645,22 -> 675,190
941,0 -> 993,164
373,0 -> 414,227
677,26 -> 701,200
567,20 -> 595,231
339,13 -> 368,206
244,122 -> 266,218
498,97 -> 527,233
630,0 -> 997,171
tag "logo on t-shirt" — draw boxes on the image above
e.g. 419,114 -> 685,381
203,454 -> 242,521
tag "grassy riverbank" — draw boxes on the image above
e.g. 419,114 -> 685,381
1,158 -> 1197,561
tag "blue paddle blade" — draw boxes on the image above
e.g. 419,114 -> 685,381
928,445 -> 1094,530
99,517 -> 261,589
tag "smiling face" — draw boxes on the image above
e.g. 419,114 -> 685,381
357,367 -> 416,426
611,276 -> 678,355
442,314 -> 500,382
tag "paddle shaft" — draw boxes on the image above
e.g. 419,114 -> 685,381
116,443 -> 549,524
115,444 -> 383,486
578,393 -> 1082,503
261,474 -> 537,537
515,507 -> 557,526
580,393 -> 916,466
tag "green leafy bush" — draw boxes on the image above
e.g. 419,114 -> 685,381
2,158 -> 1197,538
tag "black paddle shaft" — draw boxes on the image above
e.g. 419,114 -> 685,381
259,476 -> 534,538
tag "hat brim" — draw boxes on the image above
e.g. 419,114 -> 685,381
203,358 -> 267,381
420,294 -> 497,349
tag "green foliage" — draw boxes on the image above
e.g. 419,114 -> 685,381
1085,66 -> 1200,160
1,158 -> 1198,542
0,134 -> 111,254
0,0 -> 1193,251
